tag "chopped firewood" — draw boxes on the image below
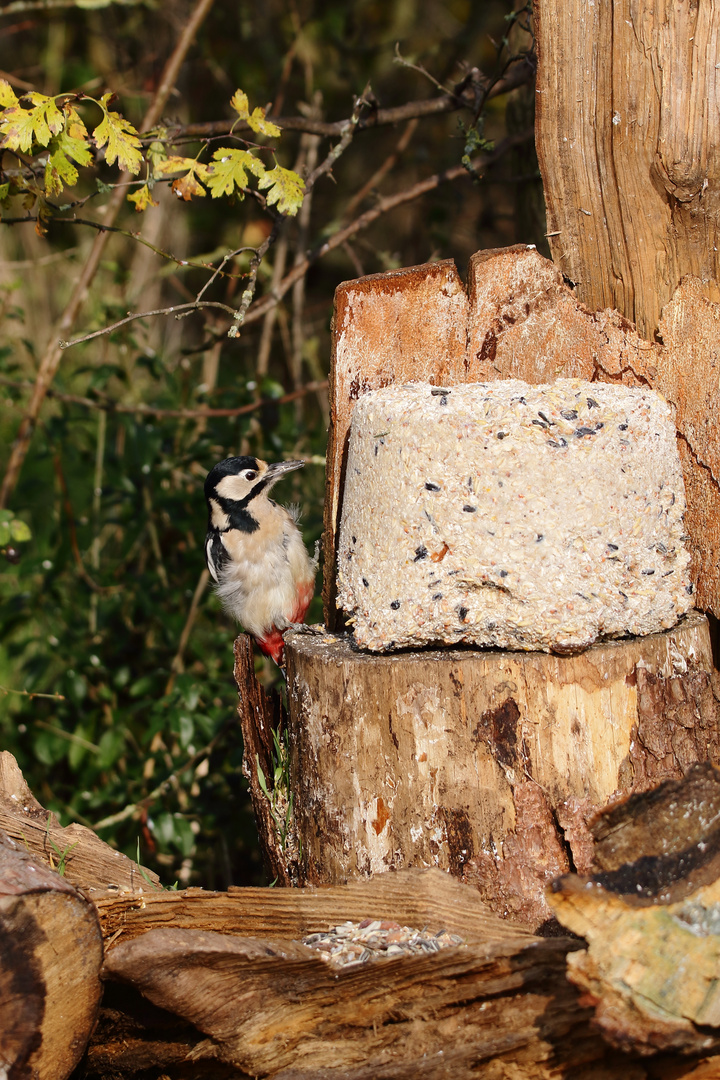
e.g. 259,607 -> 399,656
0,830 -> 103,1080
549,763 -> 720,1055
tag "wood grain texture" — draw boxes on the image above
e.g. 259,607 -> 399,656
534,0 -> 720,339
284,613 -> 720,928
0,750 -> 160,896
0,832 -> 103,1080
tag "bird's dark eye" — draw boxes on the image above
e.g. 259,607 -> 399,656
244,471 -> 257,481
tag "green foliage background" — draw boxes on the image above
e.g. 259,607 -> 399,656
0,0 -> 543,888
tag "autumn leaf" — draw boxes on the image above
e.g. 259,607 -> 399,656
258,163 -> 305,216
93,93 -> 142,174
172,172 -> 207,200
229,90 -> 281,139
206,148 -> 264,199
0,80 -> 18,108
45,144 -> 79,196
1,92 -> 64,153
127,183 -> 159,211
60,105 -> 92,165
153,156 -> 210,200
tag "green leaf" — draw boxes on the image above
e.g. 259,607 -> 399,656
258,163 -> 305,216
230,89 -> 281,139
10,519 -> 30,542
127,183 -> 159,211
93,94 -> 142,174
0,521 -> 10,546
0,80 -> 18,108
206,148 -> 264,199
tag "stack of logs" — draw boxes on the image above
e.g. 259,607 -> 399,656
5,748 -> 720,1079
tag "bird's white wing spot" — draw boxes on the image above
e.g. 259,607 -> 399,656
206,537 -> 219,582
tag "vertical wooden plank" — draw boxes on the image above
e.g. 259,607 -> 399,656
534,0 -> 720,339
322,260 -> 469,626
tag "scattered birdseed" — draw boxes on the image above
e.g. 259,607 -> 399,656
337,379 -> 693,653
301,920 -> 465,969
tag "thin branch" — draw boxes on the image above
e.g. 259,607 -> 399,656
60,301 -> 240,350
173,56 -> 535,141
0,0 -> 216,509
342,116 -> 418,221
0,0 -> 145,11
0,685 -> 65,701
52,451 -> 120,595
165,567 -> 210,694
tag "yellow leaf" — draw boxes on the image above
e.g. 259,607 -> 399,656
127,183 -> 159,211
45,144 -> 78,196
229,89 -> 281,139
0,80 -> 18,108
206,147 -> 264,198
93,95 -> 142,174
26,93 -> 63,144
0,106 -> 36,152
257,163 -> 305,216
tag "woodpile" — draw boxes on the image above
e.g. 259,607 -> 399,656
5,748 -> 720,1078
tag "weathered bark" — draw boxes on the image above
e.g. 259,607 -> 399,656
0,750 -> 161,896
0,831 -> 103,1080
534,0 -> 720,341
549,764 -> 720,1057
233,634 -> 297,884
284,612 -> 720,928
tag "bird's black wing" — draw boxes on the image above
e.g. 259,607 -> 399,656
205,529 -> 229,583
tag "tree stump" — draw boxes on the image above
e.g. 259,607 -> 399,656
285,612 -> 720,928
273,243 -> 720,928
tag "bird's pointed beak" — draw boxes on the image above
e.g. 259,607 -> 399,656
265,459 -> 305,479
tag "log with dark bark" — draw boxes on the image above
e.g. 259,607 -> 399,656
549,763 -> 720,1059
0,830 -> 103,1080
0,750 -> 161,896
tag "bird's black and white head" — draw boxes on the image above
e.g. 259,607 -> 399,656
204,456 -> 304,534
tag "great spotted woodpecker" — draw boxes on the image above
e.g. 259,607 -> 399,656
204,455 -> 317,666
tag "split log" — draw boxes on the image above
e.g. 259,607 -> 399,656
94,869 -> 605,1079
0,750 -> 161,896
0,830 -> 103,1080
285,612 -> 720,928
549,763 -> 720,1058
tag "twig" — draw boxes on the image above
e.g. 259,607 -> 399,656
0,0 -> 145,11
227,219 -> 281,339
52,451 -> 120,594
165,567 -> 210,694
59,300 -> 240,350
342,116 -> 418,220
34,720 -> 100,752
0,0 -> 216,508
171,57 -> 535,141
142,485 -> 168,589
0,685 -> 65,701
